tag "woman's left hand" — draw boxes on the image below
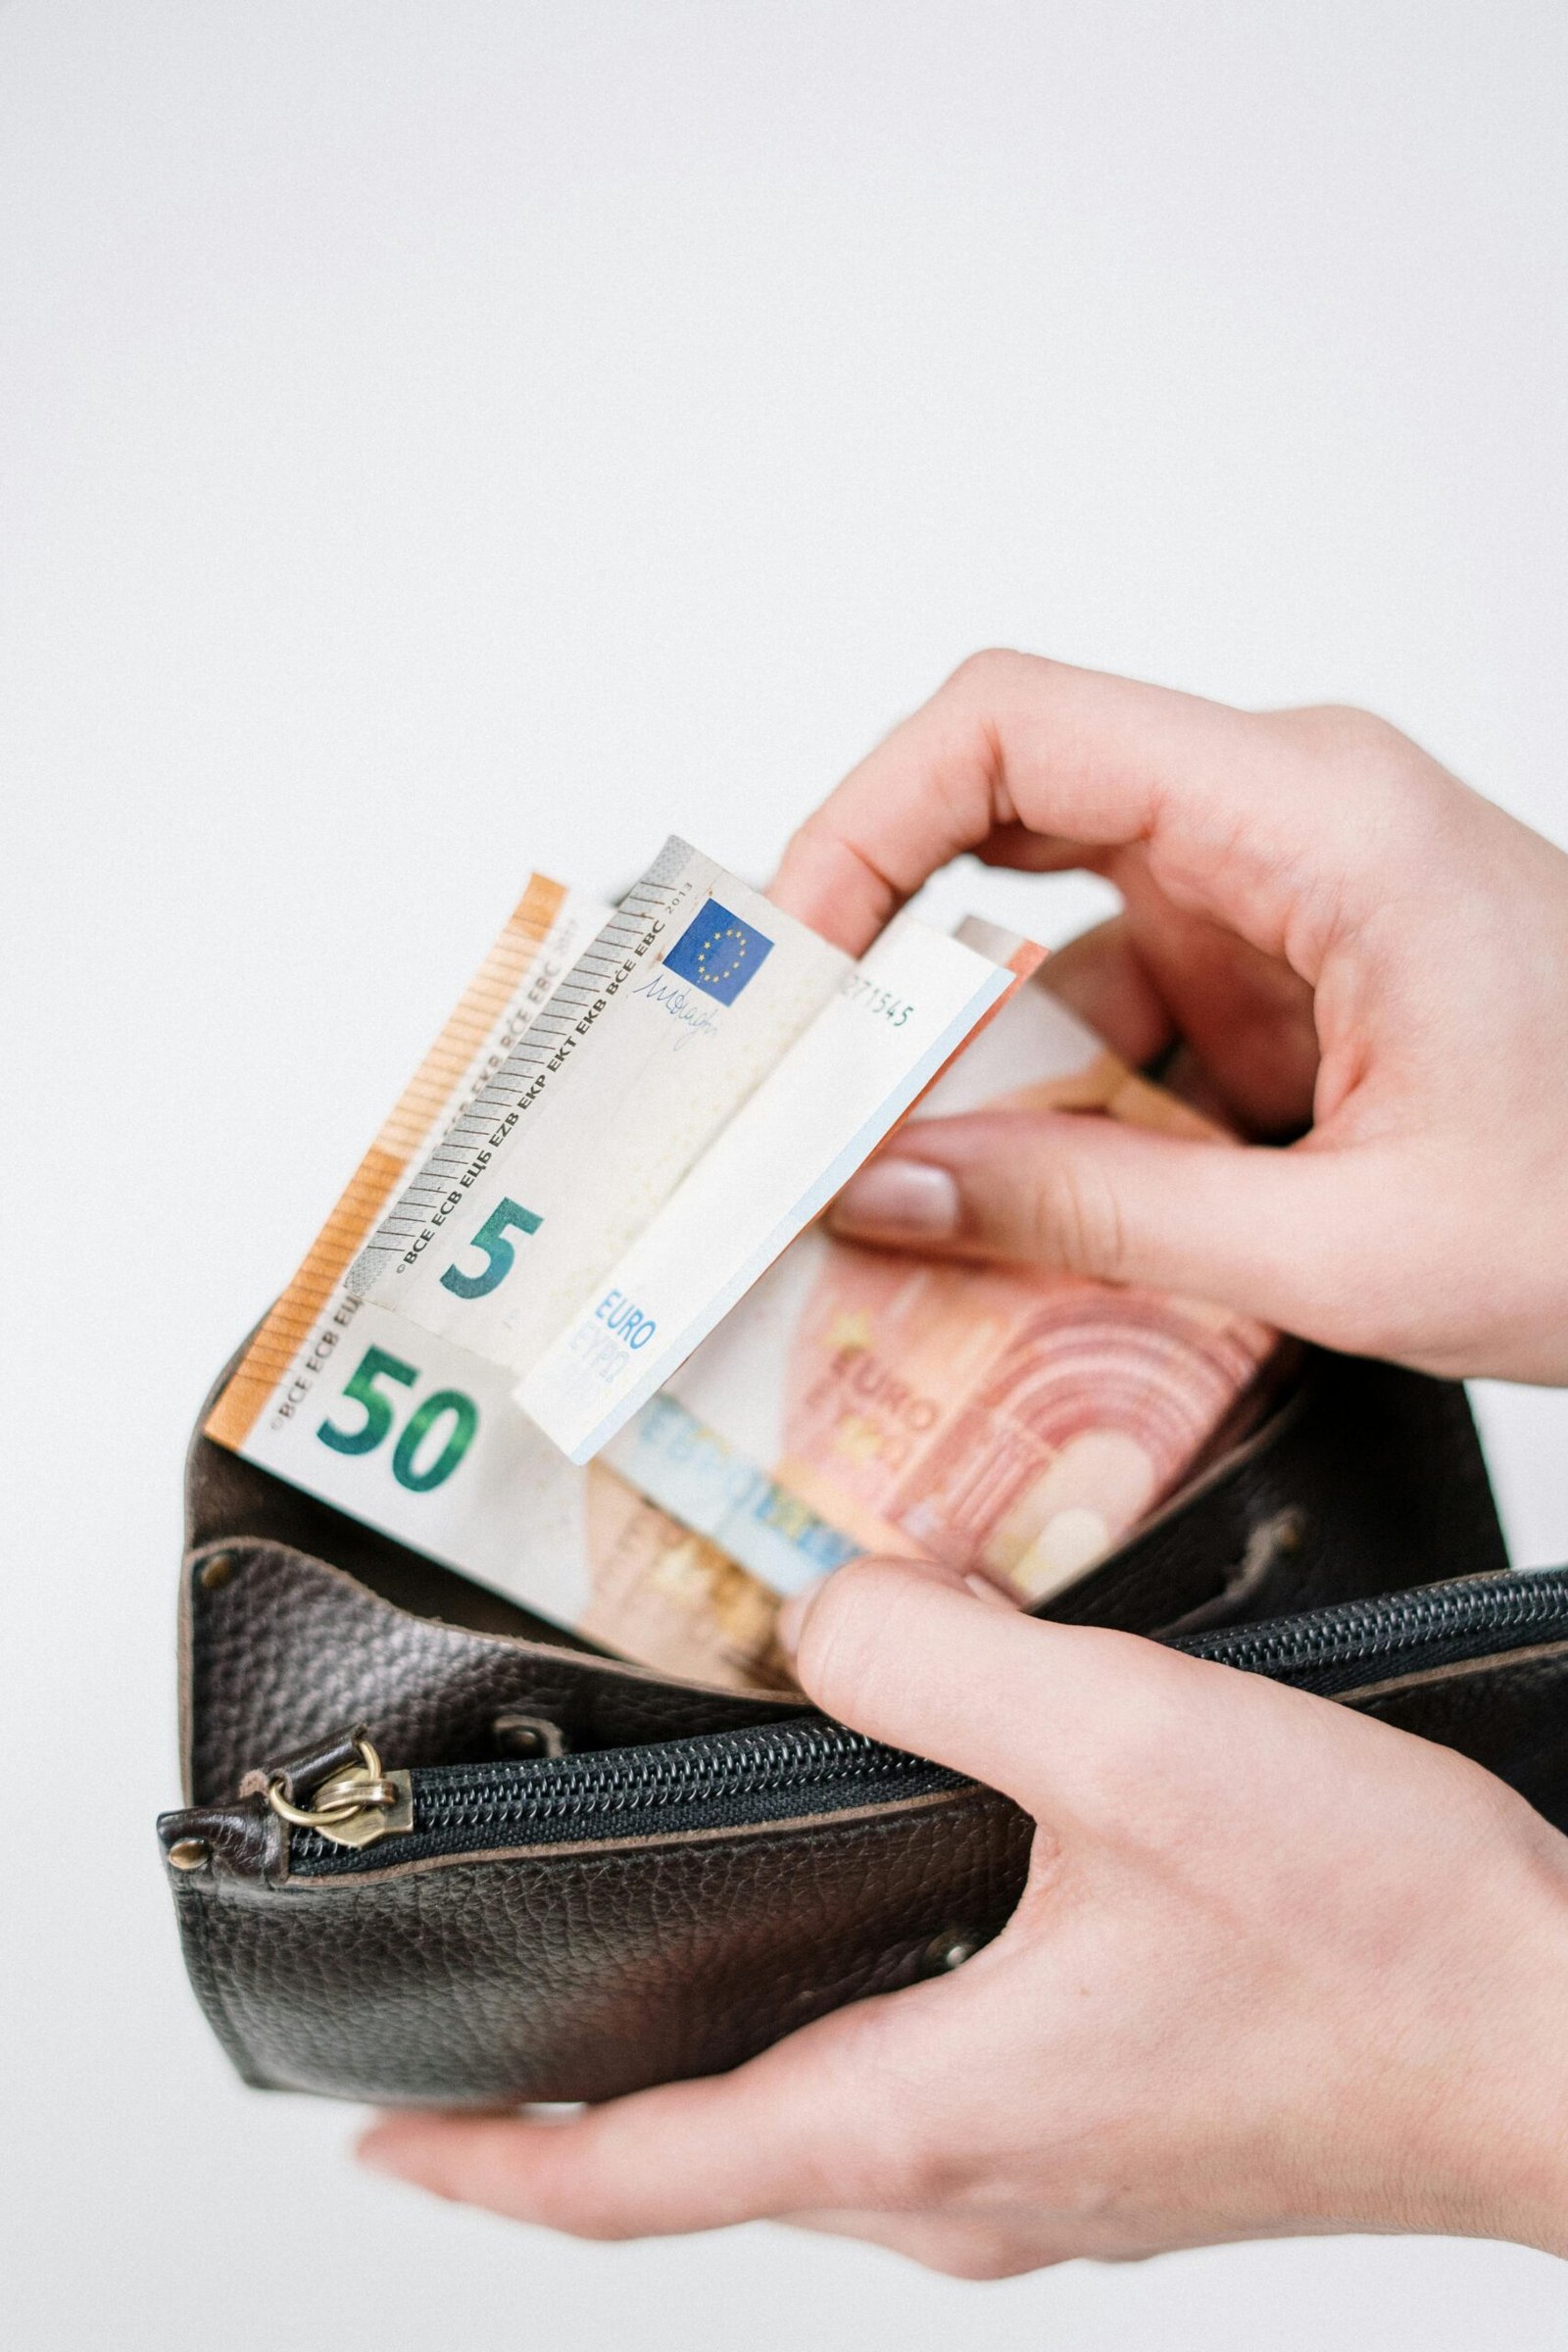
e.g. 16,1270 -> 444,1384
358,1560 -> 1568,2274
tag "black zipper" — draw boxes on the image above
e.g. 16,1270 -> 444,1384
287,1719 -> 961,1878
284,1565 -> 1568,1879
1171,1565 -> 1568,1695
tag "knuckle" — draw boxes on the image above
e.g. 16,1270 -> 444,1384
816,2072 -> 959,2213
946,646 -> 1041,701
1283,704 -> 1429,796
1022,1154 -> 1127,1279
1287,702 -> 1402,758
891,2132 -> 971,2211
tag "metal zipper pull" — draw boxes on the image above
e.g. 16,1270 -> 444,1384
265,1730 -> 414,1851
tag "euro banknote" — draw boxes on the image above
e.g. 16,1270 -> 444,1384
204,848 -> 1279,1689
205,869 -> 791,1690
606,971 -> 1281,1605
345,839 -> 855,1360
516,909 -> 1033,1460
345,836 -> 1022,1460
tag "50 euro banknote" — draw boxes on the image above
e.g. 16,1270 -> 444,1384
204,870 -> 793,1691
606,969 -> 1284,1607
203,848 -> 1280,1691
201,857 -> 1033,1688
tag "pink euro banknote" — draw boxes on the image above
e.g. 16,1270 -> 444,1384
620,966 -> 1285,1606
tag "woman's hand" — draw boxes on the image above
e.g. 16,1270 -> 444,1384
359,1562 -> 1568,2271
356,660 -> 1568,2269
767,652 -> 1568,1384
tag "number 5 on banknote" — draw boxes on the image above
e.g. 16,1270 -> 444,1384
317,1343 -> 479,1494
438,1197 -> 543,1302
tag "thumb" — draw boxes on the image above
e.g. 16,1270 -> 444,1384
827,1107 -> 1368,1344
780,1555 -> 1182,1818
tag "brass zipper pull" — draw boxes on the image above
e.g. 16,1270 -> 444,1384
265,1732 -> 414,1851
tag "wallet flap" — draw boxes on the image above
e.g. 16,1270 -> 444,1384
180,1539 -> 808,1808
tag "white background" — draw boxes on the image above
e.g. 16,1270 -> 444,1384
4,4 -> 1566,2344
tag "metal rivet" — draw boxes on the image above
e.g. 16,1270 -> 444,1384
199,1551 -> 237,1591
925,1932 -> 978,1973
168,1838 -> 211,1873
492,1711 -> 568,1759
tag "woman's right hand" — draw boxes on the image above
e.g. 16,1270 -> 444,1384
769,651 -> 1568,1384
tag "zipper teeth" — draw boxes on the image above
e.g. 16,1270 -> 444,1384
286,1570 -> 1568,1870
287,1723 -> 936,1865
1179,1570 -> 1568,1678
412,1723 -> 920,1833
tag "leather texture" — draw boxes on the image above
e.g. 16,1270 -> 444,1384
179,1537 -> 807,1814
164,1781 -> 1030,2106
161,1346 -> 1546,2109
1043,1351 -> 1508,1631
1347,1642 -> 1568,1835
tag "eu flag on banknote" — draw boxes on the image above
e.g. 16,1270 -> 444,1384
662,901 -> 775,1004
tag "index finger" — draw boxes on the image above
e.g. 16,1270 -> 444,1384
768,651 -> 1335,959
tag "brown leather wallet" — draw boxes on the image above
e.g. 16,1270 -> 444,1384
158,1345 -> 1568,2108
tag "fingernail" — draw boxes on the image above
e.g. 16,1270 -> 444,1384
775,1580 -> 825,1657
831,1158 -> 959,1239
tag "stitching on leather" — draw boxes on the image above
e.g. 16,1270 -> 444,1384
1343,1638 -> 1568,1707
474,1790 -> 1025,1907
